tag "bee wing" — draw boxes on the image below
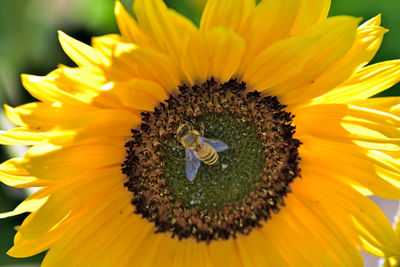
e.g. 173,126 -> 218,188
185,149 -> 201,182
201,137 -> 228,152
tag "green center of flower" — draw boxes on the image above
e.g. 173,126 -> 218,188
123,79 -> 300,242
163,112 -> 265,211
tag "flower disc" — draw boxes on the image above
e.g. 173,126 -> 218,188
123,79 -> 300,242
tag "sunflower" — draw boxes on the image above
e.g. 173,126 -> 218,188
1,0 -> 400,266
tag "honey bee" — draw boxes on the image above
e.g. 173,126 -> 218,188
177,123 -> 228,182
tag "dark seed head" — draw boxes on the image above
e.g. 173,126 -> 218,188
122,79 -> 300,243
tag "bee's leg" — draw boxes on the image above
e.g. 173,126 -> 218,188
200,122 -> 205,136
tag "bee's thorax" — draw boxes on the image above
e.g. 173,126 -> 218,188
181,132 -> 200,149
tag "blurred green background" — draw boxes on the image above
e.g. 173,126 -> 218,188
0,0 -> 399,266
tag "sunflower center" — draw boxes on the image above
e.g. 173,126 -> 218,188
123,79 -> 300,242
164,112 -> 265,210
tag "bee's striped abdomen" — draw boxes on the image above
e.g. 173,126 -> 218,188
196,143 -> 218,165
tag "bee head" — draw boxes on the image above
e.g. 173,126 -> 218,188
177,124 -> 200,149
177,124 -> 191,140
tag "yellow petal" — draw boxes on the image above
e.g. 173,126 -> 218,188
4,104 -> 25,127
289,0 -> 331,36
362,13 -> 382,27
350,97 -> 400,117
47,66 -> 107,106
133,0 -> 198,61
52,109 -> 140,145
200,0 -> 255,34
3,104 -> 138,146
180,32 -> 210,85
17,167 -> 125,240
295,104 -> 400,143
259,184 -> 363,265
0,190 -> 48,219
9,232 -> 55,258
240,0 -> 302,67
311,60 -> 400,104
242,35 -> 319,91
58,31 -> 108,67
21,71 -> 94,105
57,66 -> 105,95
4,102 -> 96,130
91,34 -> 122,58
52,107 -> 138,132
114,1 -> 152,47
0,128 -> 49,145
204,27 -> 245,82
74,216 -> 151,266
124,234 -> 179,267
21,72 -> 75,104
207,239 -> 243,267
0,158 -> 42,188
273,16 -> 361,105
8,211 -> 81,258
236,228 -> 287,266
41,190 -> 134,266
104,79 -> 168,111
295,104 -> 400,199
305,23 -> 387,106
8,208 -> 85,257
262,215 -> 312,265
298,172 -> 400,257
290,194 -> 362,265
299,136 -> 400,199
17,193 -> 73,240
119,223 -> 165,267
56,66 -> 131,110
169,241 -> 212,267
367,150 -> 399,175
21,142 -> 125,180
106,42 -> 182,93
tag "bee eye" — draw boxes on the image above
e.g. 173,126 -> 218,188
177,125 -> 189,138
